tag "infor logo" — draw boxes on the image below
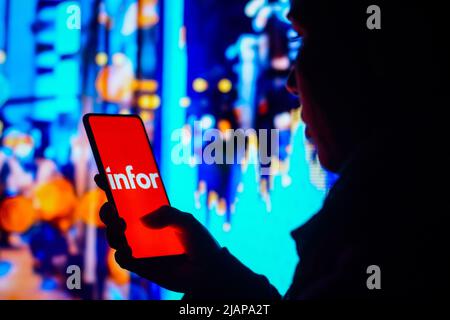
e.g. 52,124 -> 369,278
106,165 -> 161,190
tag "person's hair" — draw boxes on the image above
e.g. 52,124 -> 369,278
292,0 -> 446,142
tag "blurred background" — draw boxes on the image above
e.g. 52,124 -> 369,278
0,0 -> 336,300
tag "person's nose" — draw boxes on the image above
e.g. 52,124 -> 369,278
286,68 -> 299,96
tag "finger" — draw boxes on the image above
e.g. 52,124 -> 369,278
145,206 -> 221,262
94,174 -> 108,191
103,214 -> 128,250
98,202 -> 131,252
99,202 -> 119,225
99,203 -> 127,248
105,219 -> 128,250
141,205 -> 192,229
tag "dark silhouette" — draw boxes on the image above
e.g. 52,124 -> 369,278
96,0 -> 448,299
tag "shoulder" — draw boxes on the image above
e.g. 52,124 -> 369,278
288,132 -> 449,299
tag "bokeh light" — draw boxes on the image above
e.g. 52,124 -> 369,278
193,78 -> 208,93
218,78 -> 233,93
95,52 -> 108,66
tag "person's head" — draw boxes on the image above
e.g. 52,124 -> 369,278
286,0 -> 444,172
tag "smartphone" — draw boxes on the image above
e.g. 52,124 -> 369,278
83,113 -> 185,259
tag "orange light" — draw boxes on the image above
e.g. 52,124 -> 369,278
139,111 -> 154,122
95,52 -> 108,66
198,180 -> 207,194
138,94 -> 161,110
217,119 -> 232,133
0,196 -> 36,233
218,78 -> 232,93
95,64 -> 135,103
34,177 -> 77,221
75,188 -> 107,227
193,78 -> 208,93
137,0 -> 160,28
108,249 -> 130,285
207,191 -> 218,209
98,12 -> 110,25
217,198 -> 227,216
136,79 -> 159,92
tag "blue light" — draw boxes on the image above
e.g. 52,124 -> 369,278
0,74 -> 10,106
56,2 -> 81,54
0,261 -> 12,277
41,277 -> 58,291
200,114 -> 215,130
160,0 -> 191,301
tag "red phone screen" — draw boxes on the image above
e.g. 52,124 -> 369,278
85,114 -> 185,258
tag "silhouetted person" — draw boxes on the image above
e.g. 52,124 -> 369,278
96,0 -> 448,299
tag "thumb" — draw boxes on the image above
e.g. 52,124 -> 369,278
141,205 -> 191,229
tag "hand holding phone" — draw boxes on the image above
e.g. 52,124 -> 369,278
94,195 -> 222,293
83,114 -> 185,258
